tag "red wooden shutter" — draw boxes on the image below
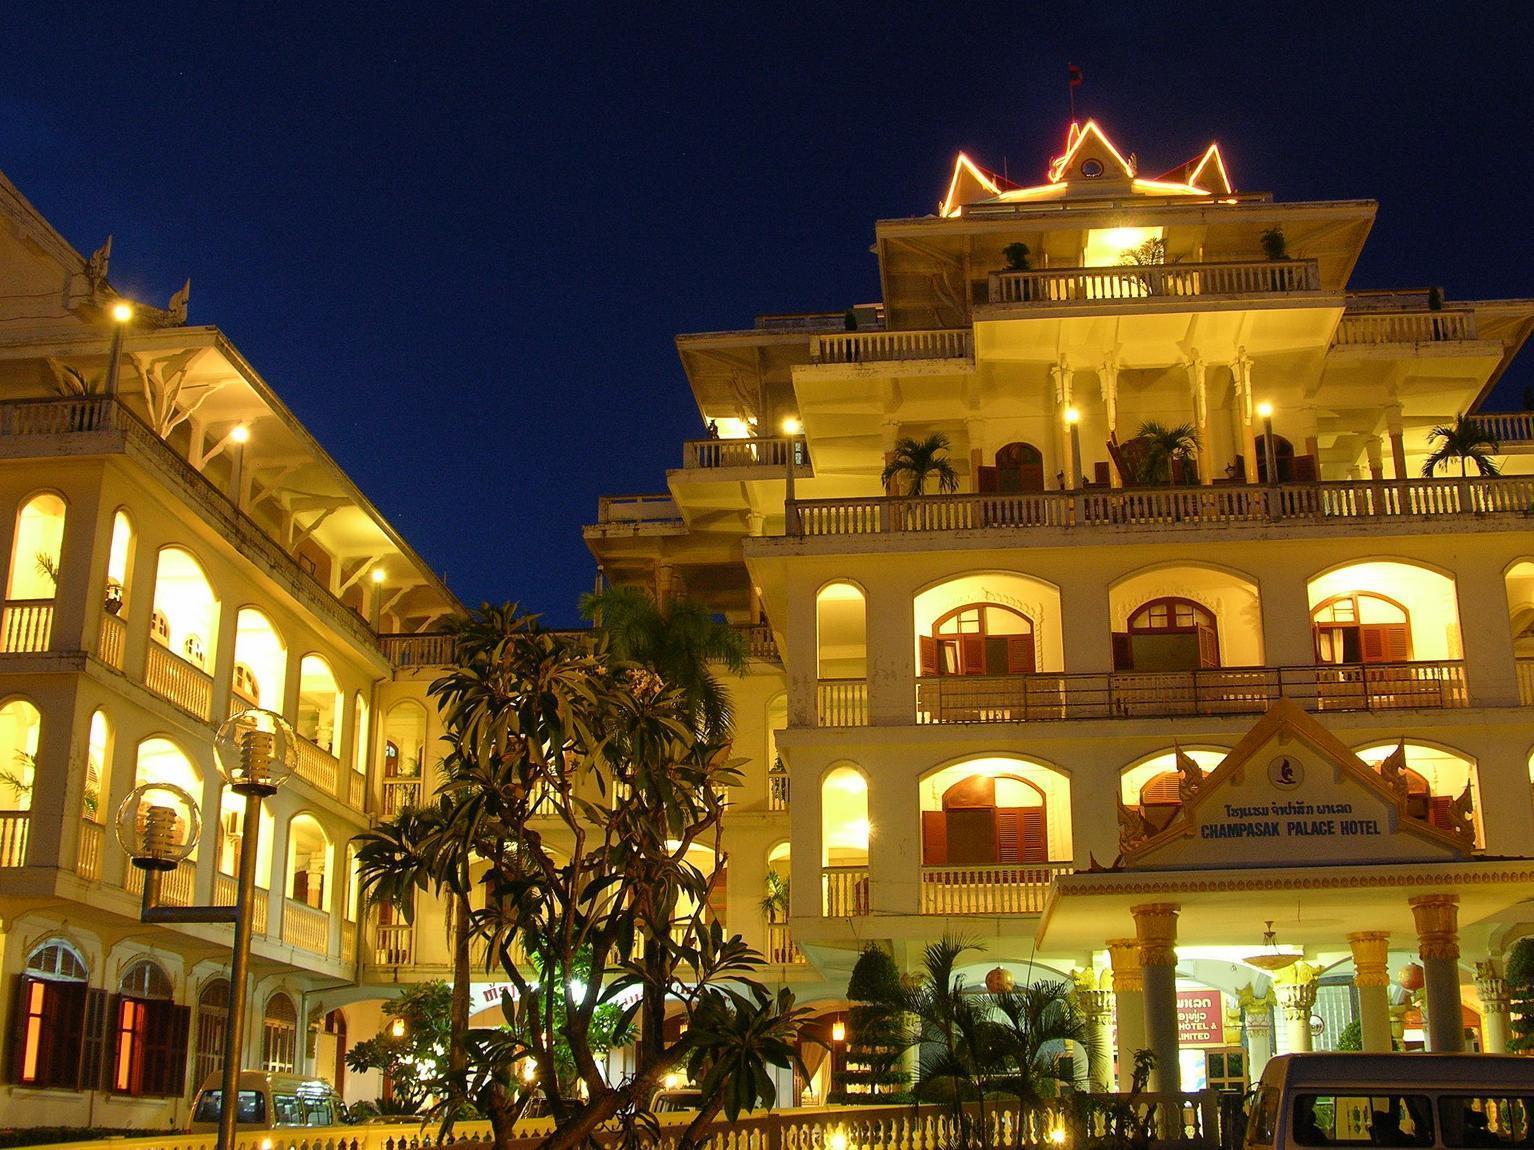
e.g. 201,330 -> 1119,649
1020,809 -> 1048,862
1428,795 -> 1454,831
1111,632 -> 1134,670
919,635 -> 938,676
960,635 -> 985,675
8,975 -> 35,1084
1380,624 -> 1410,662
1359,626 -> 1385,663
995,809 -> 1021,863
1197,624 -> 1219,668
921,811 -> 948,864
1007,635 -> 1036,674
977,466 -> 999,493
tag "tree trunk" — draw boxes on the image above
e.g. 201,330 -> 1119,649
675,1094 -> 727,1150
450,890 -> 473,1089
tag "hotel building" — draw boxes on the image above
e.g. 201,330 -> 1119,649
2,119 -> 1534,1124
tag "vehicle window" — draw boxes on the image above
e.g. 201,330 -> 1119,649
193,1089 -> 266,1124
1294,1095 -> 1433,1147
1248,1087 -> 1278,1144
1439,1096 -> 1534,1148
273,1093 -> 304,1126
304,1099 -> 334,1126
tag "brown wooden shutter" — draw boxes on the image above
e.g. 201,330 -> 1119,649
79,988 -> 111,1091
44,980 -> 87,1089
995,809 -> 1021,863
977,466 -> 999,493
1007,634 -> 1035,674
1428,795 -> 1454,832
1359,626 -> 1385,663
1197,624 -> 1220,668
960,635 -> 985,675
1020,808 -> 1048,862
8,975 -> 34,1084
1111,632 -> 1134,671
919,635 -> 938,676
921,811 -> 948,864
1381,624 -> 1410,662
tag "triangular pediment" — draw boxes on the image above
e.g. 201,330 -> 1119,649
1121,700 -> 1471,870
1048,120 -> 1136,191
1159,143 -> 1233,194
940,153 -> 1004,218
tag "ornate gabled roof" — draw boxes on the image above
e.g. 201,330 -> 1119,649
939,120 -> 1235,216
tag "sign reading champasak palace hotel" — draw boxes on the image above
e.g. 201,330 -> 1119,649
1119,700 -> 1470,870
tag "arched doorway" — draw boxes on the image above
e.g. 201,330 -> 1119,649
978,442 -> 1045,493
921,602 -> 1037,677
1115,596 -> 1220,671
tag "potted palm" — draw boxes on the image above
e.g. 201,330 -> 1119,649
1422,415 -> 1500,512
1131,421 -> 1199,486
880,433 -> 961,496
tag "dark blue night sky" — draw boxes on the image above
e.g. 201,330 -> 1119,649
3,3 -> 1531,623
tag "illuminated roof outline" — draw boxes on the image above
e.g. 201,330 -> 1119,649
940,121 -> 1235,216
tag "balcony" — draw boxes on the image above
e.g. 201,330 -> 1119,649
144,643 -> 214,721
809,329 -> 972,365
1470,412 -> 1534,448
986,258 -> 1321,309
283,899 -> 330,954
0,396 -> 382,656
76,819 -> 103,880
1334,310 -> 1478,346
96,612 -> 126,669
1518,658 -> 1534,706
788,476 -> 1534,539
125,857 -> 197,906
380,632 -> 456,668
374,923 -> 414,966
1,600 -> 53,653
0,810 -> 28,867
766,922 -> 806,965
381,778 -> 423,816
822,865 -> 869,916
912,662 -> 1467,725
682,436 -> 807,472
920,863 -> 1072,915
293,734 -> 340,795
816,679 -> 868,727
214,872 -> 269,934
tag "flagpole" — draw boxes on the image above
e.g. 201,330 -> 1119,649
1069,70 -> 1076,123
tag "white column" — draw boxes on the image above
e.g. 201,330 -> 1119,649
1100,355 -> 1122,487
1476,961 -> 1511,1054
1108,939 -> 1146,1092
1240,989 -> 1276,1082
1074,970 -> 1115,1092
1052,359 -> 1076,490
1132,904 -> 1182,1093
1185,352 -> 1212,485
1385,402 -> 1408,480
1275,963 -> 1318,1053
1230,348 -> 1258,482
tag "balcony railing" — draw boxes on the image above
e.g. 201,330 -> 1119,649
594,493 -> 682,525
768,770 -> 790,812
921,863 -> 1074,915
1519,659 -> 1534,706
214,873 -> 269,934
76,818 -> 103,880
0,396 -> 383,655
1334,310 -> 1477,345
683,437 -> 803,470
374,923 -> 414,967
810,329 -> 972,365
0,810 -> 28,866
381,778 -> 423,816
1470,412 -> 1534,447
380,632 -> 456,668
348,769 -> 365,810
342,920 -> 357,965
736,622 -> 780,662
914,662 -> 1467,724
144,643 -> 214,721
125,857 -> 197,905
766,922 -> 806,965
988,258 -> 1321,306
816,679 -> 868,727
790,476 -> 1534,538
283,899 -> 330,954
293,734 -> 340,795
822,865 -> 870,917
1,599 -> 53,653
96,611 -> 126,669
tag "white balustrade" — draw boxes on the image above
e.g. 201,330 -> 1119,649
214,872 -> 269,934
0,810 -> 29,867
1469,411 -> 1534,445
822,865 -> 870,917
920,863 -> 1073,915
1,599 -> 53,653
144,643 -> 213,721
812,328 -> 972,364
374,923 -> 414,966
125,858 -> 197,906
990,257 -> 1319,305
379,632 -> 456,667
76,819 -> 103,880
685,437 -> 795,469
766,922 -> 805,965
283,898 -> 330,954
97,611 -> 126,668
815,679 -> 868,727
293,734 -> 340,795
1335,310 -> 1476,345
1519,659 -> 1534,706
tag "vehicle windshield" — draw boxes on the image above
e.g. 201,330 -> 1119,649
193,1089 -> 266,1124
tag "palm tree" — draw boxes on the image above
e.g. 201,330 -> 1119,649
1422,415 -> 1501,478
881,433 -> 961,496
579,584 -> 747,741
1131,421 -> 1198,486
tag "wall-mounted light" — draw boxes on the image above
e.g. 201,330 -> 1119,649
371,568 -> 386,584
390,1017 -> 406,1038
831,1019 -> 846,1043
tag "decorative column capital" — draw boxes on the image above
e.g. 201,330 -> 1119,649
1106,938 -> 1143,993
1130,902 -> 1180,968
1409,893 -> 1461,961
1348,931 -> 1392,988
1476,960 -> 1510,1013
1051,358 -> 1074,406
1275,967 -> 1318,1021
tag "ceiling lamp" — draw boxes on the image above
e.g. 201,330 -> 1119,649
1243,921 -> 1301,972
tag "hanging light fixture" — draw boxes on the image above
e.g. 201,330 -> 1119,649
1243,920 -> 1301,971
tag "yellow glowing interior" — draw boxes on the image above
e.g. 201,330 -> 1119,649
1083,226 -> 1165,268
816,582 -> 867,679
0,698 -> 41,810
8,494 -> 66,600
821,766 -> 869,865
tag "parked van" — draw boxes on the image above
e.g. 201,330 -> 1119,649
1245,1053 -> 1534,1150
189,1071 -> 344,1132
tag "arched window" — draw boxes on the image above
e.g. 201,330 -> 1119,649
820,766 -> 868,916
816,583 -> 867,680
262,993 -> 298,1073
921,602 -> 1036,677
323,1009 -> 348,1096
151,547 -> 219,670
113,959 -> 183,1097
231,608 -> 285,712
193,979 -> 230,1090
104,509 -> 133,618
8,493 -> 66,601
1312,592 -> 1411,664
297,655 -> 342,753
1116,597 -> 1220,671
15,940 -> 91,1089
0,698 -> 42,815
84,709 -> 109,825
978,442 -> 1045,494
921,774 -> 1049,865
1358,742 -> 1480,842
352,693 -> 369,777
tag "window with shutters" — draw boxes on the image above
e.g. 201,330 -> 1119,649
925,603 -> 1036,677
112,959 -> 186,1097
262,993 -> 298,1073
11,941 -> 90,1089
921,774 -> 1049,865
193,979 -> 230,1093
1312,593 -> 1412,665
1116,597 -> 1220,671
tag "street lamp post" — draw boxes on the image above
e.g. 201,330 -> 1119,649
105,301 -> 134,397
116,709 -> 295,1150
1064,405 -> 1083,491
1257,401 -> 1278,484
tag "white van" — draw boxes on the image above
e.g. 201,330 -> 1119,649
1245,1053 -> 1534,1150
189,1071 -> 344,1132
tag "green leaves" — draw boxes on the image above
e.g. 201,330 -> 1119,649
881,433 -> 961,496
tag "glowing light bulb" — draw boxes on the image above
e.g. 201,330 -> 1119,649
390,1017 -> 406,1038
371,567 -> 386,584
1256,401 -> 1274,419
229,424 -> 250,444
781,416 -> 803,435
110,301 -> 134,323
831,1019 -> 846,1043
1064,406 -> 1081,425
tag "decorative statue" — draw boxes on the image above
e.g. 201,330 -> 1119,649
1175,744 -> 1205,802
1117,794 -> 1149,852
1377,740 -> 1410,803
166,279 -> 191,325
87,236 -> 112,286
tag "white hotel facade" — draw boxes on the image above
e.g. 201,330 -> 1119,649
1,120 -> 1534,1124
